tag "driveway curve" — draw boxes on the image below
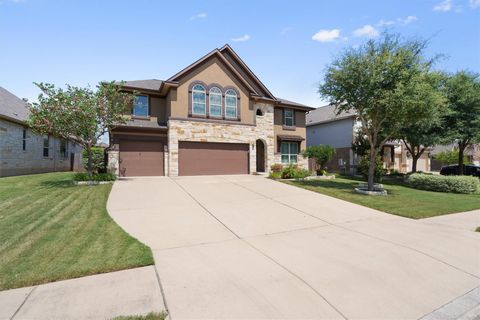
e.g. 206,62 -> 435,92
107,175 -> 480,320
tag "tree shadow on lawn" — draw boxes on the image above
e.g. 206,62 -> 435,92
39,177 -> 78,189
292,179 -> 401,196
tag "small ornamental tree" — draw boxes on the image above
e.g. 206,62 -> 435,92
319,33 -> 434,190
434,149 -> 470,166
443,71 -> 480,175
302,145 -> 335,175
28,81 -> 134,176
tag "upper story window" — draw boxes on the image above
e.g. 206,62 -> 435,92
283,108 -> 294,127
209,87 -> 222,117
133,95 -> 149,117
225,89 -> 237,118
192,84 -> 206,115
43,135 -> 49,157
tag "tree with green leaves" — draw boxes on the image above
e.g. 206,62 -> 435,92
302,145 -> 335,175
28,81 -> 134,176
319,33 -> 434,190
434,149 -> 470,166
443,71 -> 480,175
398,71 -> 448,173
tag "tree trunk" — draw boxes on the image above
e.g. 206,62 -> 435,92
458,141 -> 465,175
368,146 -> 376,191
86,144 -> 93,176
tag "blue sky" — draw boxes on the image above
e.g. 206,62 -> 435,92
1,0 -> 479,108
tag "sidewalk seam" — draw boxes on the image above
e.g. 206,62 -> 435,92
10,286 -> 37,320
152,263 -> 171,320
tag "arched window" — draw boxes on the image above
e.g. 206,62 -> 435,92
256,109 -> 263,116
209,87 -> 222,117
192,84 -> 206,115
225,89 -> 237,118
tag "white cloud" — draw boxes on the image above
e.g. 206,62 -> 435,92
470,0 -> 480,8
377,19 -> 395,27
189,12 -> 207,20
434,0 -> 453,11
231,34 -> 251,42
353,25 -> 379,38
397,15 -> 418,24
312,29 -> 341,42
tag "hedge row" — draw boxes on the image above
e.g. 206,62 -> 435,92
407,173 -> 479,194
73,172 -> 117,182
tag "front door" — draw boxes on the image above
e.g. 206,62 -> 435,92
256,139 -> 265,172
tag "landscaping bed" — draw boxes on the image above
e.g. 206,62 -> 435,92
0,172 -> 153,290
284,176 -> 480,219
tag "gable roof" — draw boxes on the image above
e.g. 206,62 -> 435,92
0,86 -> 29,124
306,104 -> 356,126
119,44 -> 313,110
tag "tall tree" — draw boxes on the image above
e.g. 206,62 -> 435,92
443,71 -> 480,175
28,81 -> 134,175
319,33 -> 433,190
398,72 -> 448,173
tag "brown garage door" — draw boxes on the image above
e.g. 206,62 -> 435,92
119,140 -> 164,177
178,141 -> 249,176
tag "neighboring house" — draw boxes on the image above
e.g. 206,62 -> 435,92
108,44 -> 313,177
430,143 -> 480,171
306,104 -> 430,174
0,87 -> 82,177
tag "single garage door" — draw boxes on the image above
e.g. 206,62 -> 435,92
119,140 -> 164,177
178,141 -> 249,176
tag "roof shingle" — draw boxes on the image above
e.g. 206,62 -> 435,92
0,87 -> 29,124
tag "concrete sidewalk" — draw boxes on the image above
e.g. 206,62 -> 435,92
0,266 -> 164,320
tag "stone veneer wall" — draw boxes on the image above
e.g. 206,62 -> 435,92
0,119 -> 82,177
168,103 -> 275,176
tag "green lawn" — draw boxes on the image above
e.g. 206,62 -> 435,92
0,172 -> 153,291
112,312 -> 167,320
284,176 -> 480,219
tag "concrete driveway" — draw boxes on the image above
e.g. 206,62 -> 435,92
107,175 -> 480,320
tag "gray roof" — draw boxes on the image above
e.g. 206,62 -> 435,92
306,104 -> 356,126
0,86 -> 29,124
116,118 -> 167,129
276,97 -> 314,110
119,79 -> 163,91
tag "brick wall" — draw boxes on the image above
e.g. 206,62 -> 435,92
0,119 -> 83,177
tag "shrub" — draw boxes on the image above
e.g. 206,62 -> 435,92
407,173 -> 479,194
357,155 -> 386,182
81,147 -> 106,173
302,145 -> 335,173
434,150 -> 470,166
293,168 -> 310,180
281,164 -> 297,179
73,172 -> 117,182
270,163 -> 283,173
269,171 -> 282,179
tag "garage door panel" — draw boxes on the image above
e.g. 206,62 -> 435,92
120,140 -> 164,177
179,142 -> 249,176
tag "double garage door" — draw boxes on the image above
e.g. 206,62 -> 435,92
119,140 -> 249,177
178,142 -> 249,176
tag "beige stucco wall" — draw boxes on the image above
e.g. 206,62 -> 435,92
0,119 -> 82,177
150,96 -> 167,123
168,57 -> 254,125
273,108 -> 307,151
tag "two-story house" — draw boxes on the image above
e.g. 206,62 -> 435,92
108,44 -> 313,177
306,104 -> 431,174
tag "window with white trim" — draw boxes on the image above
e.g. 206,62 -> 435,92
209,87 -> 222,117
283,109 -> 294,126
225,89 -> 237,118
192,84 -> 206,115
281,142 -> 298,164
133,95 -> 149,117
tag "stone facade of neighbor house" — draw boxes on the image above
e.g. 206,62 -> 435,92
108,44 -> 313,177
0,87 -> 83,177
306,104 -> 431,174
